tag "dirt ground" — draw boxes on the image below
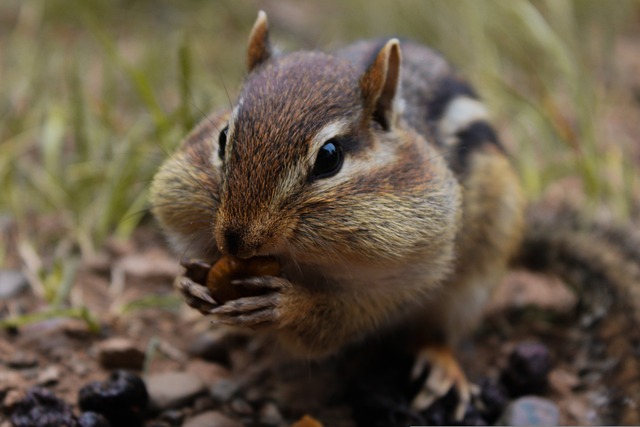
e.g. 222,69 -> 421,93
0,221 -> 632,426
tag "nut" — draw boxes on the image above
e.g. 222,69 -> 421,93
206,255 -> 281,303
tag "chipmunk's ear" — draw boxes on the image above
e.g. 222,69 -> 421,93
247,10 -> 272,72
360,39 -> 402,131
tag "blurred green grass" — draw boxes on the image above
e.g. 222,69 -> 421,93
1,0 -> 639,273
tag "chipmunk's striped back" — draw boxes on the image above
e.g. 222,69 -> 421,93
338,40 -> 503,178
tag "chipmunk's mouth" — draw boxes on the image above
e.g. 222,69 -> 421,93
215,221 -> 291,260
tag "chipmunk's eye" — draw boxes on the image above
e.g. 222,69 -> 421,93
312,139 -> 343,179
218,125 -> 228,160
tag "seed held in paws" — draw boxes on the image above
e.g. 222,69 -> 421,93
206,255 -> 281,304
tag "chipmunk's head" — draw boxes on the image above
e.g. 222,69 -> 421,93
214,12 -> 458,266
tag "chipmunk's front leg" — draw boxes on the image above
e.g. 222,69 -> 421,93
174,259 -> 292,329
211,278 -> 386,358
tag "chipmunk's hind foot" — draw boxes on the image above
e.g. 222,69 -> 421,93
410,345 -> 482,421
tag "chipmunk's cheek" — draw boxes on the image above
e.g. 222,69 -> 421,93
285,216 -> 309,246
276,216 -> 300,249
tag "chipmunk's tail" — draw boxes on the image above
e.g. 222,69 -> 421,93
511,204 -> 640,424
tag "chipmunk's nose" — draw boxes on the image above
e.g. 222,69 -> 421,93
218,227 -> 256,259
223,229 -> 241,256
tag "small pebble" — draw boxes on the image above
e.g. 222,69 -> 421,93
146,371 -> 206,411
259,401 -> 284,426
2,389 -> 25,411
498,396 -> 560,426
209,378 -> 240,404
157,409 -> 185,426
192,395 -> 215,413
0,370 -> 24,393
182,410 -> 244,427
548,368 -> 579,396
501,342 -> 551,396
7,351 -> 38,369
36,365 -> 60,386
78,370 -> 148,427
62,319 -> 93,339
71,361 -> 90,377
230,398 -> 253,416
96,337 -> 145,370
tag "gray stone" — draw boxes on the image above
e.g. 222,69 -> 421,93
96,337 -> 145,370
0,270 -> 28,299
0,371 -> 24,393
158,409 -> 185,425
182,410 -> 243,427
209,378 -> 240,404
36,365 -> 60,386
192,395 -> 215,413
2,389 -> 26,412
6,351 -> 37,369
230,398 -> 253,416
259,401 -> 284,426
499,396 -> 560,426
70,360 -> 90,377
146,371 -> 207,411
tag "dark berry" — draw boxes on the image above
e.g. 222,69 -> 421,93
10,387 -> 77,427
78,370 -> 148,427
501,342 -> 552,396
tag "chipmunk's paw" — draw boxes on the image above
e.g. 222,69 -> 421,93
207,276 -> 289,329
411,345 -> 481,421
174,273 -> 219,314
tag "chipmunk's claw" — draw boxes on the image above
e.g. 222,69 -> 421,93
411,345 -> 481,421
174,274 -> 219,314
180,259 -> 212,285
208,276 -> 286,329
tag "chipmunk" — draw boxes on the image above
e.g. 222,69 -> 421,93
150,11 -> 640,423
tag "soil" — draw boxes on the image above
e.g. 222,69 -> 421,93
0,223 -> 627,427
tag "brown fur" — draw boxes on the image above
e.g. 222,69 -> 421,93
247,11 -> 271,72
150,10 -> 519,364
151,11 -> 640,424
